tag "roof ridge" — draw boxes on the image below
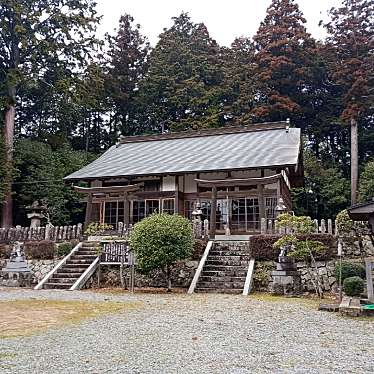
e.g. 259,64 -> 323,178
118,121 -> 289,145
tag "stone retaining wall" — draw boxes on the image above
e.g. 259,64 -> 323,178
89,260 -> 199,289
254,258 -> 368,294
341,236 -> 374,258
0,258 -> 59,285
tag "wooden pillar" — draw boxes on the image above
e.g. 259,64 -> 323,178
365,258 -> 374,302
351,117 -> 358,205
175,176 -> 179,214
258,184 -> 265,220
276,179 -> 281,202
258,183 -> 265,233
84,193 -> 93,228
123,192 -> 130,227
209,185 -> 217,239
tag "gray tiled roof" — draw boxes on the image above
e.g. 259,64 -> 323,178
65,127 -> 301,180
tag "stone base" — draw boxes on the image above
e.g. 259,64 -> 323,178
339,296 -> 362,317
0,271 -> 32,287
269,270 -> 302,296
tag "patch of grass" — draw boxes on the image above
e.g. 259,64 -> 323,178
251,292 -> 320,308
0,299 -> 139,339
92,287 -> 187,294
0,352 -> 17,359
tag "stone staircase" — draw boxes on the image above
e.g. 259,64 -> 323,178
43,242 -> 100,289
194,241 -> 251,294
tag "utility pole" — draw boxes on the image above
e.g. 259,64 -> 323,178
350,117 -> 358,205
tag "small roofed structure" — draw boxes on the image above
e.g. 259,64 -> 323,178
347,199 -> 374,234
65,121 -> 303,238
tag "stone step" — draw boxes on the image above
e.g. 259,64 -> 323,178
77,250 -> 98,255
203,264 -> 248,272
81,242 -> 101,247
201,269 -> 248,277
48,277 -> 78,284
208,255 -> 251,261
205,259 -> 249,266
199,275 -> 246,283
196,281 -> 245,289
194,288 -> 242,294
54,272 -> 83,278
209,250 -> 250,256
65,259 -> 95,265
62,264 -> 90,271
43,282 -> 73,289
70,254 -> 97,259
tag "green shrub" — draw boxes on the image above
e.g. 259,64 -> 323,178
250,234 -> 336,261
24,241 -> 56,259
343,276 -> 365,297
192,239 -> 208,260
85,222 -> 113,236
130,213 -> 193,291
335,261 -> 366,283
0,243 -> 11,258
57,242 -> 73,257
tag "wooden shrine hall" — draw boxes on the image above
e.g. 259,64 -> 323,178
65,121 -> 303,237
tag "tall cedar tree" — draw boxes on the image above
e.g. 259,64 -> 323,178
73,62 -> 109,153
220,37 -> 257,125
138,13 -> 225,132
252,0 -> 323,130
0,0 -> 99,227
324,0 -> 374,203
105,14 -> 150,137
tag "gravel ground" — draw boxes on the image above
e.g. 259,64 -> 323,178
0,288 -> 373,374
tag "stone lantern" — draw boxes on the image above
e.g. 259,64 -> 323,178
192,202 -> 203,238
26,200 -> 47,228
275,197 -> 288,217
1,242 -> 31,287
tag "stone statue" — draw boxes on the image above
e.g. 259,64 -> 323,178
10,242 -> 25,262
1,242 -> 31,287
26,200 -> 47,228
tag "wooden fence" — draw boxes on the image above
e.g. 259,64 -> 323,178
0,224 -> 83,242
261,218 -> 338,236
192,218 -> 339,238
100,240 -> 135,264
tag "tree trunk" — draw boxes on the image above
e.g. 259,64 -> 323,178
1,88 -> 16,228
350,117 -> 358,205
166,266 -> 172,292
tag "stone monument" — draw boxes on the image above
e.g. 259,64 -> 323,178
1,242 -> 32,287
270,244 -> 302,296
26,200 -> 47,228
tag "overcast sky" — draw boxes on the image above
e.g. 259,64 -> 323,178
95,0 -> 343,46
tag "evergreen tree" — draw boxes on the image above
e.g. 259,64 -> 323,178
138,13 -> 225,132
252,0 -> 320,123
220,37 -> 257,125
251,0 -> 335,159
324,0 -> 374,203
292,151 -> 350,219
359,161 -> 374,202
13,139 -> 96,225
0,0 -> 100,227
105,14 -> 150,136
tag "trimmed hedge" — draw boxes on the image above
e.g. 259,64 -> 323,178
192,239 -> 208,260
343,276 -> 365,296
57,242 -> 74,257
0,243 -> 11,258
24,241 -> 56,259
335,261 -> 366,282
250,234 -> 336,261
